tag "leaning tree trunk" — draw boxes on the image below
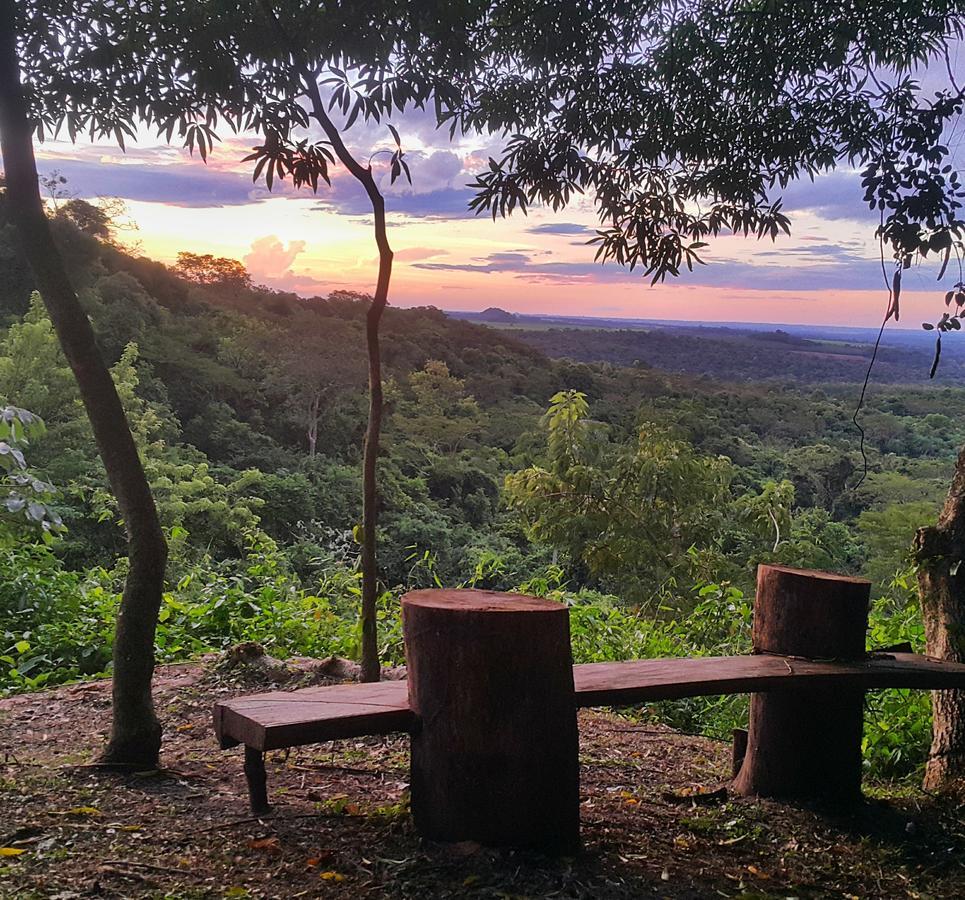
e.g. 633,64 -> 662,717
915,443 -> 965,792
0,2 -> 168,767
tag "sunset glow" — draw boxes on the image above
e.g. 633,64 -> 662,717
35,121 -> 954,328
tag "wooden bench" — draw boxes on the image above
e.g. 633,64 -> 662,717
214,652 -> 965,813
212,567 -> 965,853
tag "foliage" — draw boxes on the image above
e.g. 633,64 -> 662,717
506,390 -> 732,599
453,4 -> 964,302
174,252 -> 253,292
0,406 -> 63,541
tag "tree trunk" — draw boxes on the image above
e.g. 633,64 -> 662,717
306,391 -> 319,459
0,1 -> 168,767
733,565 -> 870,802
916,443 -> 965,792
402,589 -> 580,854
359,281 -> 386,682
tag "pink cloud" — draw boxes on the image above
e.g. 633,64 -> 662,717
244,235 -> 308,278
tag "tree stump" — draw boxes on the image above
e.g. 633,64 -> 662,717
402,589 -> 580,854
732,565 -> 871,802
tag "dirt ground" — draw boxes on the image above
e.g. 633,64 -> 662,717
1,662 -> 964,899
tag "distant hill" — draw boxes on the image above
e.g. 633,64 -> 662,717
469,307 -> 518,324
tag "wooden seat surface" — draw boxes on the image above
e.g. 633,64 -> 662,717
213,681 -> 415,751
572,652 -> 965,706
213,652 -> 965,751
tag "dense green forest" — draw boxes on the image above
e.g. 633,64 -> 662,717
1,200 -> 959,777
502,321 -> 965,385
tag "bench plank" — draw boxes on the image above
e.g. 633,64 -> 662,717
572,652 -> 965,707
213,681 -> 415,751
213,653 -> 965,752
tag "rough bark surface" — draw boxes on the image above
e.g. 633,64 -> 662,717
402,590 -> 581,854
0,0 -> 167,767
916,443 -> 965,793
733,565 -> 870,802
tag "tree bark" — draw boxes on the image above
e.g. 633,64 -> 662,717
733,565 -> 870,802
916,443 -> 965,793
402,589 -> 580,853
0,0 -> 168,767
306,391 -> 319,459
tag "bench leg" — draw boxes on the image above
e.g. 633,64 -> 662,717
244,746 -> 271,815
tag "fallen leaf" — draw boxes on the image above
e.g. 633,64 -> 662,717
64,807 -> 102,818
246,837 -> 281,854
0,848 -> 26,857
319,871 -> 346,882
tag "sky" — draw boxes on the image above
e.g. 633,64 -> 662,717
34,91 -> 965,329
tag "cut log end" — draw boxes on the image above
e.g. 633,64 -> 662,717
402,588 -> 567,614
754,564 -> 870,660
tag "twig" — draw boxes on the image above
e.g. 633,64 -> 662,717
97,865 -> 157,885
190,811 -> 353,835
289,763 -> 405,779
100,859 -> 195,877
598,726 -> 730,743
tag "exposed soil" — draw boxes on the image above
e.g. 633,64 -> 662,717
1,662 -> 964,899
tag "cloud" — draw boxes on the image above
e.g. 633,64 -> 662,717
778,171 -> 877,223
244,236 -> 307,278
414,246 -> 893,291
526,222 -> 591,235
382,150 -> 464,195
317,184 -> 477,219
36,156 -> 265,207
393,247 -> 449,262
304,148 -> 481,219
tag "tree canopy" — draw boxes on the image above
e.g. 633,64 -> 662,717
450,3 -> 963,287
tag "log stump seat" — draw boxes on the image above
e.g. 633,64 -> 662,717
213,570 -> 965,852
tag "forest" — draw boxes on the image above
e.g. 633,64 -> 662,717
2,1 -> 965,896
1,197 -> 957,778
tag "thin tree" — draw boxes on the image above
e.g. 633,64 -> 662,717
21,0 -> 503,688
207,0 -> 485,681
256,2 -> 395,680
